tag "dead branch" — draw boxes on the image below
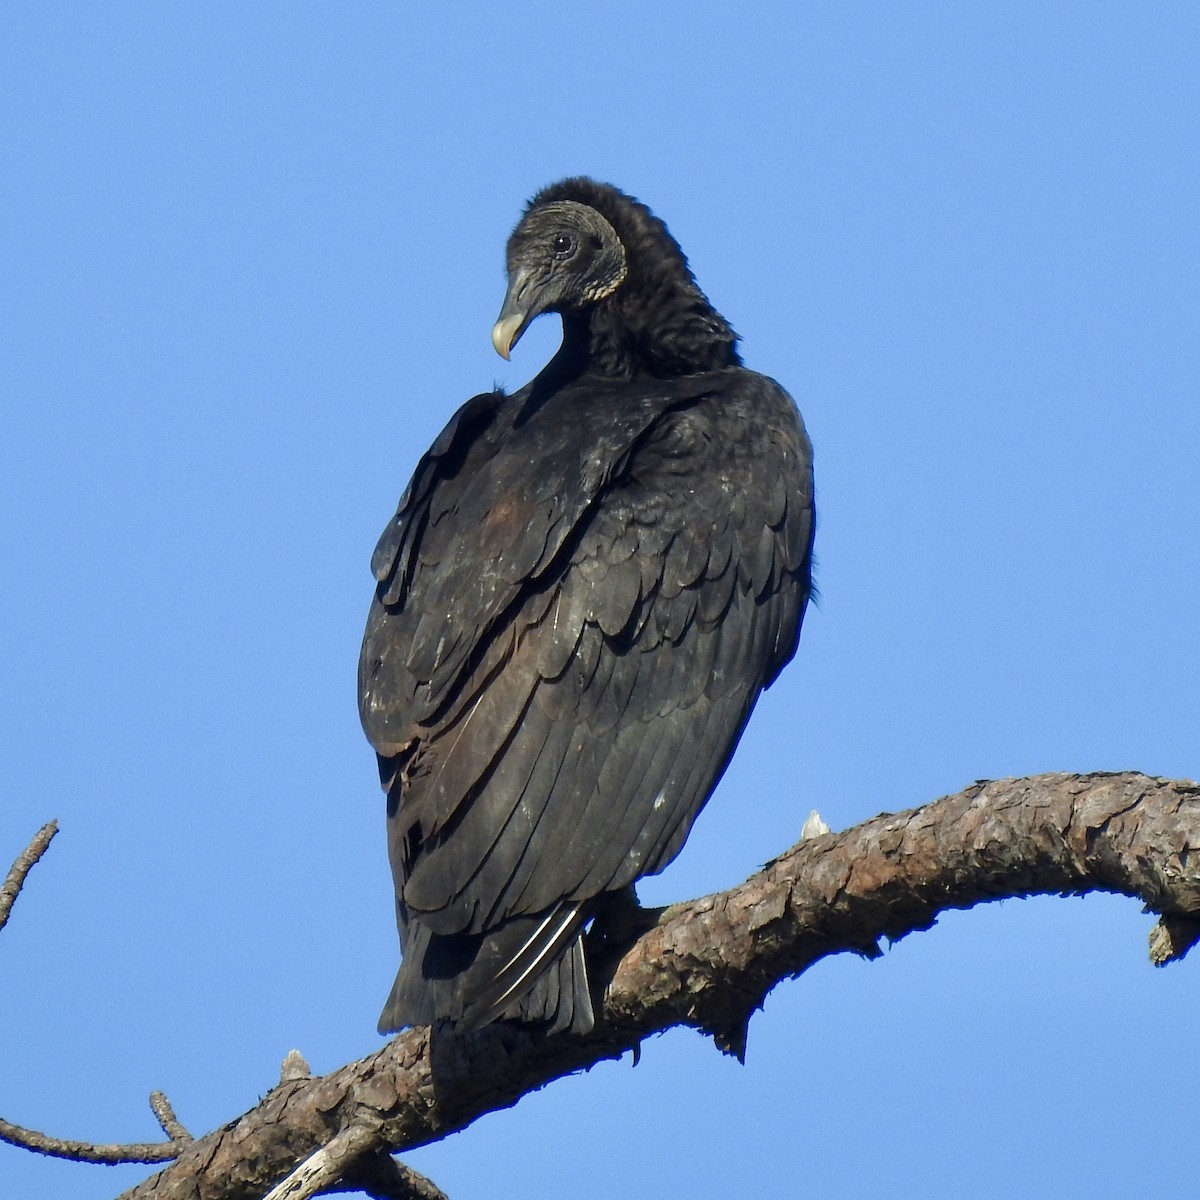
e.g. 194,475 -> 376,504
100,770 -> 1195,1200
149,1093 -> 193,1145
0,1117 -> 178,1166
326,1153 -> 449,1200
0,820 -> 57,933
0,824 -> 195,1165
262,1124 -> 380,1200
0,827 -> 447,1199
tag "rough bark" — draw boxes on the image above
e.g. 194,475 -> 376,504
101,770 -> 1197,1200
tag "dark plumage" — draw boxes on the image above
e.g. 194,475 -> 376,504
359,178 -> 815,1036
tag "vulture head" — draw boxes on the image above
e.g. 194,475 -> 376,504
491,200 -> 627,359
491,177 -> 741,378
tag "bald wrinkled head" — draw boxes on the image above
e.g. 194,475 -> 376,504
491,200 -> 628,359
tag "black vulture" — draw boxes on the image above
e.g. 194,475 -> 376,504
359,178 -> 815,1036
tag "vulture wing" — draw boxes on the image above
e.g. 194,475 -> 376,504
360,368 -> 813,1029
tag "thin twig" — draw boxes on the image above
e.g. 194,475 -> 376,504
0,825 -> 446,1197
0,1115 -> 178,1164
0,822 -> 182,1165
149,1092 -> 193,1144
0,820 -> 58,933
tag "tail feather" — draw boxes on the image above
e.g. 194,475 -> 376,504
378,901 -> 594,1035
517,933 -> 590,1035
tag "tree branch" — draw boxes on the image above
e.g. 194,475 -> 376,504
0,828 -> 448,1199
0,1117 -> 178,1166
0,823 -> 190,1165
110,771 -> 1197,1200
149,1093 -> 194,1145
327,1152 -> 449,1200
262,1124 -> 381,1200
0,819 -> 57,933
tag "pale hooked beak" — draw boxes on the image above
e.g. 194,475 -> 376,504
490,312 -> 524,360
490,269 -> 535,360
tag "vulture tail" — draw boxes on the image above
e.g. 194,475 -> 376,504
378,901 -> 594,1036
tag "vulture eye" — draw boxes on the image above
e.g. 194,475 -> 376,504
551,233 -> 576,260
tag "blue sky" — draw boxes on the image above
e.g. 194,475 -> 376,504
2,4 -> 1197,1197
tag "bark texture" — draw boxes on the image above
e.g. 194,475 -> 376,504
105,771 -> 1200,1200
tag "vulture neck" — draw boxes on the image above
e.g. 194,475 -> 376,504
552,275 -> 741,382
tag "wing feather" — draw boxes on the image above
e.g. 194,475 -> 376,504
363,369 -> 816,1027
